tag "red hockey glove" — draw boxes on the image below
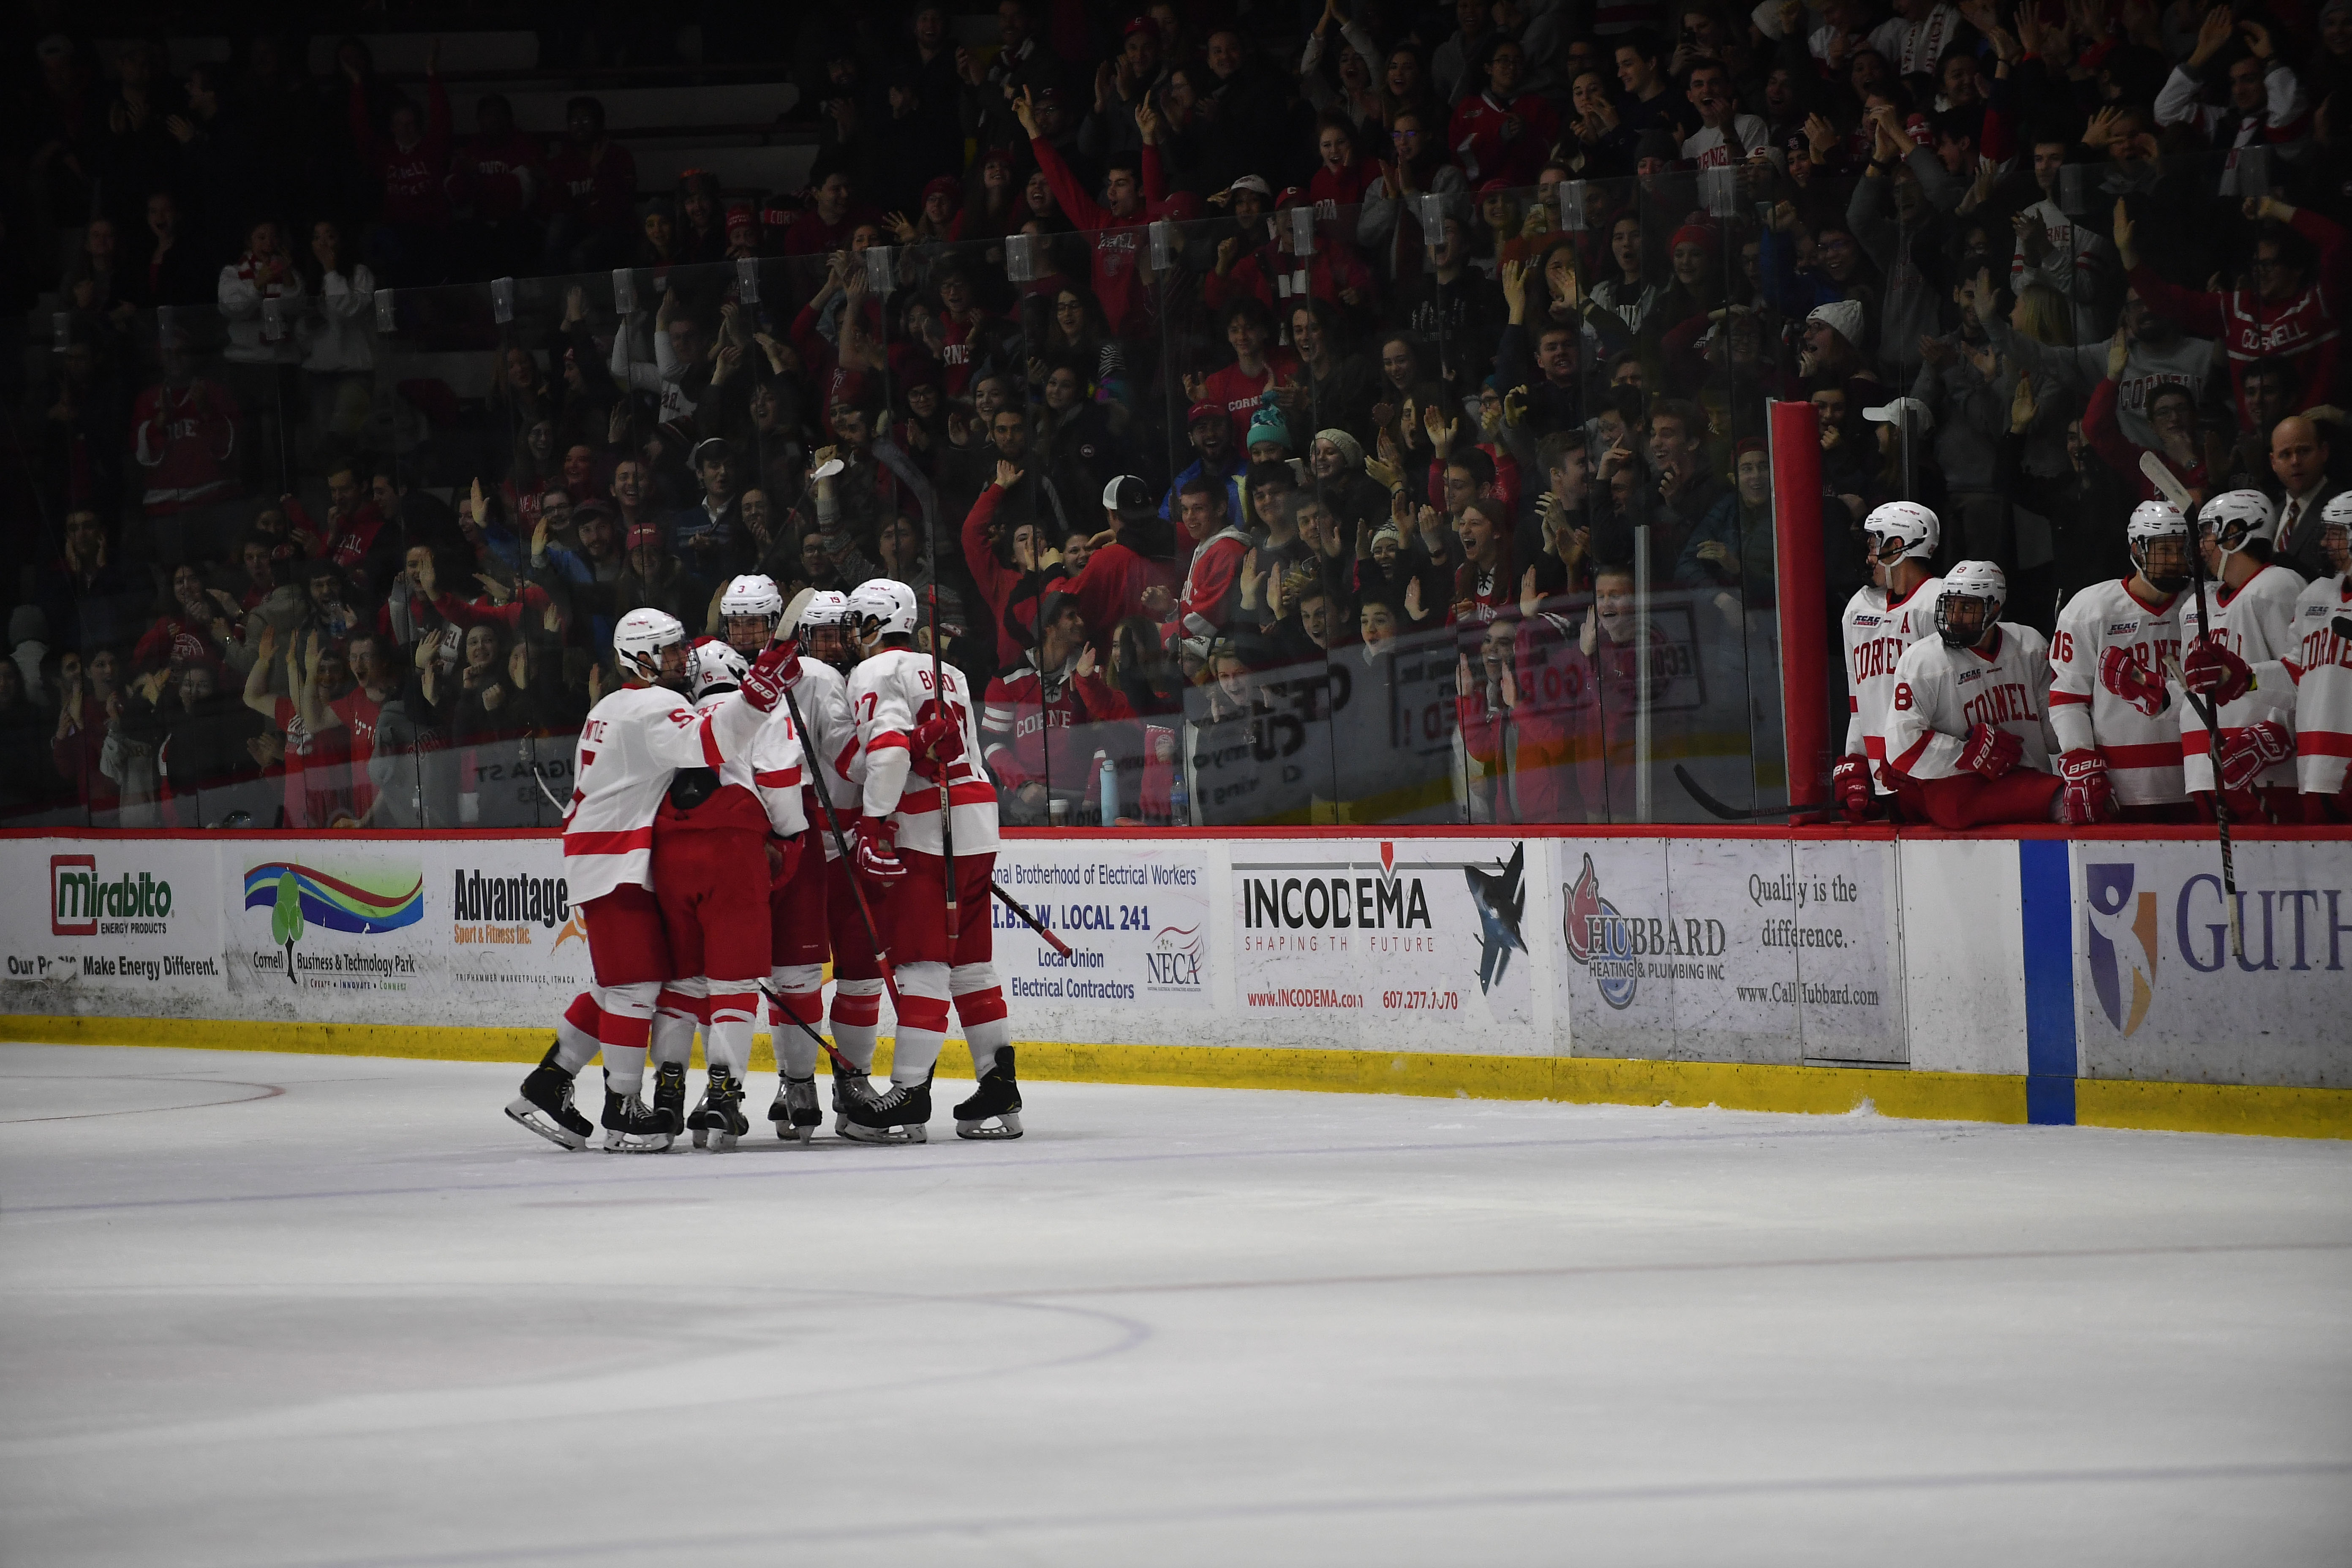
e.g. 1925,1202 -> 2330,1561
1958,721 -> 2023,780
1832,753 -> 1875,822
2056,749 -> 2115,825
766,832 -> 805,891
740,640 -> 803,713
2098,645 -> 2170,717
913,711 -> 966,766
2180,640 -> 2252,705
853,814 -> 906,882
2217,720 -> 2293,792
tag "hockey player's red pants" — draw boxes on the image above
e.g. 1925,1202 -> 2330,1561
653,826 -> 771,983
887,849 -> 996,967
583,884 -> 672,987
771,832 -> 832,967
1892,770 -> 2061,829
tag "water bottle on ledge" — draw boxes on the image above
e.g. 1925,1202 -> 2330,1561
1095,751 -> 1117,827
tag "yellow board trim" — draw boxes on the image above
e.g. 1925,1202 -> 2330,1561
4,1015 -> 2342,1139
2075,1077 -> 2352,1140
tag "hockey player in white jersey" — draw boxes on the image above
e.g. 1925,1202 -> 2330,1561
717,577 -> 875,1140
1835,502 -> 1946,820
2047,501 -> 2192,824
2191,495 -> 2352,821
2284,500 -> 2352,818
1884,561 -> 2064,828
2175,490 -> 2305,821
506,608 -> 795,1152
645,640 -> 807,1150
840,578 -> 1023,1142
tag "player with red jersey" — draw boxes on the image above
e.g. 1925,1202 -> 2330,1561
504,608 -> 791,1152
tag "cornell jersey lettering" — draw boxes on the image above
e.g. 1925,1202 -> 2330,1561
2049,577 -> 2187,804
2280,575 -> 2352,795
1885,623 -> 2057,782
1840,576 -> 1944,789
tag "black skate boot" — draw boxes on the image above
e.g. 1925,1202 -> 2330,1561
841,1072 -> 932,1144
505,1042 -> 592,1149
687,1070 -> 749,1152
653,1061 -> 689,1146
831,1064 -> 876,1135
955,1049 -> 1024,1140
768,1075 -> 822,1143
601,1074 -> 675,1153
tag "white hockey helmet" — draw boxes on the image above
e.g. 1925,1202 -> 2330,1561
797,588 -> 852,634
2127,500 -> 2191,588
2321,491 -> 2352,573
1862,501 -> 1939,565
720,574 -> 784,626
687,639 -> 748,701
2199,489 -> 2277,555
612,607 -> 688,683
1934,559 -> 2006,649
847,578 -> 919,644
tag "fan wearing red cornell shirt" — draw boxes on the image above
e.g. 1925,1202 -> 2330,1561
504,608 -> 794,1153
840,578 -> 1024,1143
2121,193 -> 2344,430
1448,39 -> 1558,188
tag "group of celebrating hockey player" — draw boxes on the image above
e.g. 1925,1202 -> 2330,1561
503,573 -> 1023,1153
1836,491 -> 2352,830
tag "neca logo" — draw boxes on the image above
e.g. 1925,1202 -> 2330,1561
52,854 -> 174,936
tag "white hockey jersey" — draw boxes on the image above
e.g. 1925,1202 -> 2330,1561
2048,577 -> 2186,805
847,647 -> 1001,857
1886,623 -> 2058,782
707,687 -> 808,840
2276,574 -> 2352,795
562,682 -> 768,904
791,658 -> 861,860
2178,564 -> 2303,795
1841,575 -> 1945,792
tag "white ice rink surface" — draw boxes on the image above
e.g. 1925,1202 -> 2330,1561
2,1044 -> 2349,1567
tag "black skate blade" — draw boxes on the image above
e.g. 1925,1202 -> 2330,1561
505,1098 -> 589,1151
956,1113 -> 1024,1140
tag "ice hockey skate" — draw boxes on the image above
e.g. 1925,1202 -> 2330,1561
653,1060 -> 689,1146
504,1043 -> 592,1150
768,1074 -> 822,1143
840,1073 -> 931,1144
831,1065 -> 877,1135
602,1076 -> 676,1152
955,1049 -> 1024,1140
686,1070 -> 749,1152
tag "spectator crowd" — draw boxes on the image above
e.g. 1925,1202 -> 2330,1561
11,0 -> 2352,826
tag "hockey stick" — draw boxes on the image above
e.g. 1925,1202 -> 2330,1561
2140,453 -> 2243,962
757,979 -> 864,1083
991,881 -> 1074,957
780,678 -> 904,1015
929,580 -> 958,967
1672,764 -> 1806,821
